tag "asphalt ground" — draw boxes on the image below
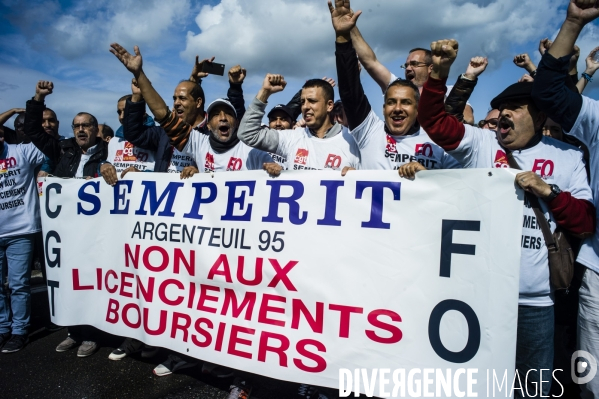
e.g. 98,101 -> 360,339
0,280 -> 350,399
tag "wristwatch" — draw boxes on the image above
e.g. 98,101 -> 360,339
544,184 -> 561,201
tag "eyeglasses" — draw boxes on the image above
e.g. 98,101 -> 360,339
400,61 -> 431,69
71,123 -> 94,130
478,118 -> 498,128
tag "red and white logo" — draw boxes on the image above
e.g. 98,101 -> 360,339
386,135 -> 397,154
227,157 -> 243,171
324,154 -> 342,169
532,159 -> 554,178
205,153 -> 215,172
415,143 -> 433,158
494,150 -> 509,169
294,149 -> 309,166
0,157 -> 17,173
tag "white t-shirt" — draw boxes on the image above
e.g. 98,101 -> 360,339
167,149 -> 197,173
350,109 -> 461,170
183,132 -> 273,172
0,143 -> 45,238
107,137 -> 156,173
275,127 -> 361,171
564,96 -> 599,275
452,125 -> 593,306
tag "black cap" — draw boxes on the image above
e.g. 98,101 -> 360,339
490,81 -> 534,110
267,104 -> 294,121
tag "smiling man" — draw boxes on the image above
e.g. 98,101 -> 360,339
330,0 -> 459,174
237,74 -> 360,172
418,37 -> 595,398
24,81 -> 107,178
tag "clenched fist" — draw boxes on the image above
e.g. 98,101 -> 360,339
430,39 -> 459,80
229,65 -> 247,84
464,56 -> 488,80
34,81 -> 54,102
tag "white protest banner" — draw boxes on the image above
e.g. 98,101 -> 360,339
40,169 -> 522,396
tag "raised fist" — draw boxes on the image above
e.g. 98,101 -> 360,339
539,38 -> 553,56
430,39 -> 459,79
190,56 -> 215,82
229,65 -> 247,84
513,53 -> 532,68
36,81 -> 54,96
109,43 -> 143,76
567,0 -> 599,26
570,44 -> 581,70
465,56 -> 488,79
328,0 -> 362,36
34,81 -> 54,102
262,73 -> 287,94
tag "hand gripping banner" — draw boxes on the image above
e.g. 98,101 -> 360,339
40,169 -> 523,396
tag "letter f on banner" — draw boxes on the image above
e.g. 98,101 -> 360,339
440,220 -> 480,277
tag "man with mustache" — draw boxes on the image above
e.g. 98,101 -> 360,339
24,80 -> 107,357
110,43 -> 272,176
329,0 -> 460,177
531,1 -> 599,397
418,37 -> 595,397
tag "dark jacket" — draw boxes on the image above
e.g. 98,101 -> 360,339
24,98 -> 107,178
123,82 -> 246,170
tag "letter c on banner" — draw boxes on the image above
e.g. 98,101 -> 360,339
428,299 -> 480,363
45,183 -> 62,219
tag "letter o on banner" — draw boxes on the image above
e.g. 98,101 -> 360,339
428,299 -> 480,363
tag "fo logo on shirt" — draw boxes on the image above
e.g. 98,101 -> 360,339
415,143 -> 433,158
386,135 -> 397,154
324,154 -> 342,169
0,157 -> 17,173
494,150 -> 509,169
227,157 -> 243,171
532,159 -> 554,178
294,149 -> 309,166
204,153 -> 215,172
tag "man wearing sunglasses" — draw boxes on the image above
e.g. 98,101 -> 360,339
24,81 -> 108,179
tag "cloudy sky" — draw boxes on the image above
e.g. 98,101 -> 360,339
1,0 -> 599,137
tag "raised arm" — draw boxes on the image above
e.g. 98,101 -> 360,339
577,46 -> 599,93
329,0 -> 371,130
24,81 -> 61,162
237,74 -> 286,153
418,39 -> 465,151
532,1 -> 599,132
445,56 -> 487,123
110,43 -> 193,151
349,26 -> 392,93
0,108 -> 25,127
227,65 -> 247,120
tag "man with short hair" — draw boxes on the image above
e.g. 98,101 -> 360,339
0,108 -> 27,144
97,124 -> 114,143
531,2 -> 599,397
238,74 -> 360,172
418,36 -> 595,397
330,0 -> 459,174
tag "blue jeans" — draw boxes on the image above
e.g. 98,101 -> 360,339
0,234 -> 34,335
515,305 -> 554,398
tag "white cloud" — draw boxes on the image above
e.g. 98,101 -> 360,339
182,0 -> 564,80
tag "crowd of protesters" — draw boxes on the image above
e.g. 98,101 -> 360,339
2,0 -> 599,398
